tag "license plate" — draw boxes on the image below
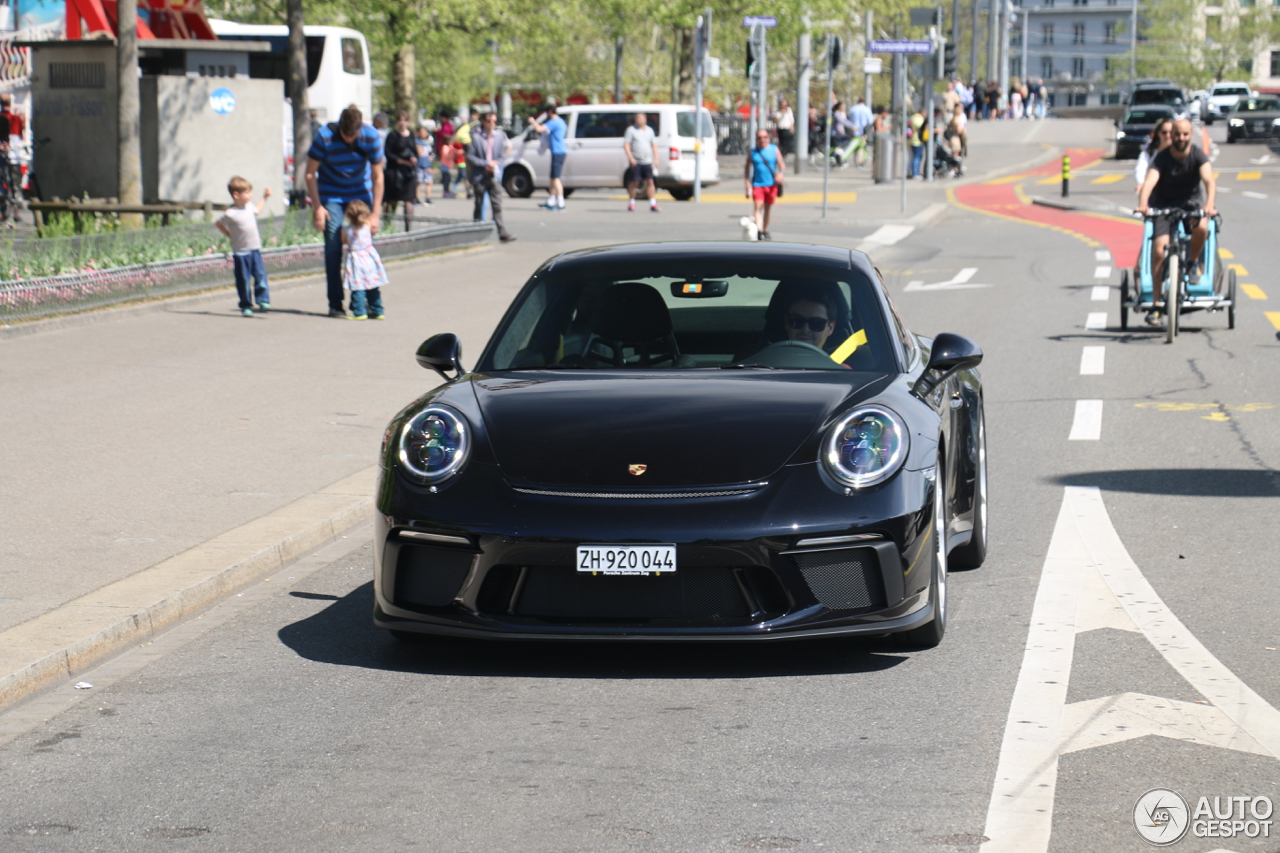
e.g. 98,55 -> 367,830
576,544 -> 677,576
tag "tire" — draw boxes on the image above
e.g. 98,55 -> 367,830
900,463 -> 948,648
668,187 -> 694,201
1165,254 -> 1179,343
951,404 -> 987,570
1228,269 -> 1237,329
502,166 -> 533,198
1120,269 -> 1130,331
1227,134 -> 1237,144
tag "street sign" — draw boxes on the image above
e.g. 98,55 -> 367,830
869,39 -> 933,54
742,15 -> 778,27
863,57 -> 883,74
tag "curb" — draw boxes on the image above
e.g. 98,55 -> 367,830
0,242 -> 494,342
0,466 -> 379,713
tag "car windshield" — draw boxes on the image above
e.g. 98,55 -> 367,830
1132,89 -> 1184,105
1125,109 -> 1172,123
1236,98 -> 1280,112
478,257 -> 896,373
1214,87 -> 1250,96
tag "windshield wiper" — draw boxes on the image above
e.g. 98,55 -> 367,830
719,363 -> 778,370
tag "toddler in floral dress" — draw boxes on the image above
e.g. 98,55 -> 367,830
340,200 -> 389,319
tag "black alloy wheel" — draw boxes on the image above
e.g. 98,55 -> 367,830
900,462 -> 948,648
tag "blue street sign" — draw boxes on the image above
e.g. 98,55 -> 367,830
869,39 -> 933,54
742,15 -> 778,27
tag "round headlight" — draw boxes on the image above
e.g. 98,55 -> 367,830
822,406 -> 909,489
398,405 -> 470,483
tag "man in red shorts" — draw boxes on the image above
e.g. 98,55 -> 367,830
745,128 -> 784,240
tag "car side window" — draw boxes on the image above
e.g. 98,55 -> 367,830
574,112 -> 630,139
877,270 -> 918,368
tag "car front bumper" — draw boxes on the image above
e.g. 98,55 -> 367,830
373,461 -> 938,640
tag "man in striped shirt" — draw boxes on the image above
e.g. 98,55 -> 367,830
305,105 -> 385,317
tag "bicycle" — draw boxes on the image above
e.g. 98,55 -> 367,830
807,134 -> 870,172
1121,207 -> 1233,342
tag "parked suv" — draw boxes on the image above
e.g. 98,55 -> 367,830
1205,82 -> 1253,124
501,104 -> 720,201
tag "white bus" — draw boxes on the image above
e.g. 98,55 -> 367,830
208,20 -> 372,123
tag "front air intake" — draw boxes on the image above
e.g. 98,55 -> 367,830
792,548 -> 886,611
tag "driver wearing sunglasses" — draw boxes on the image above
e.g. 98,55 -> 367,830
783,297 -> 836,350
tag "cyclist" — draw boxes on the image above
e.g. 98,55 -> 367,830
1136,118 -> 1216,325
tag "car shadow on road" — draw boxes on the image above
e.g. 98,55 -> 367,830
1053,468 -> 1280,497
278,581 -> 911,679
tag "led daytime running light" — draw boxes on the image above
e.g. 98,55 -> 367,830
398,405 -> 470,484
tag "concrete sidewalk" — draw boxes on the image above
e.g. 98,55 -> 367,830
0,118 -> 1100,715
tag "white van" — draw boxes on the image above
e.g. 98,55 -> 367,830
500,104 -> 719,201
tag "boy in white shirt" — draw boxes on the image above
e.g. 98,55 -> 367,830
216,176 -> 272,316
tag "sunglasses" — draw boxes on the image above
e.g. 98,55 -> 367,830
786,313 -> 830,332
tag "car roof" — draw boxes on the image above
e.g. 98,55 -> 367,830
557,104 -> 698,113
544,241 -> 857,272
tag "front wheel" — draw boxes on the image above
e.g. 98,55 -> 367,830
900,464 -> 948,648
502,166 -> 533,198
1120,269 -> 1130,330
667,187 -> 694,201
951,404 -> 987,570
1165,254 -> 1179,343
1228,269 -> 1237,329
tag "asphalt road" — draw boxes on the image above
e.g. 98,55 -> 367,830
1,119 -> 1277,853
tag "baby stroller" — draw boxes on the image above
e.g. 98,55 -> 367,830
933,138 -> 964,177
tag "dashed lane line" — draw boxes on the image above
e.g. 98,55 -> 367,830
1243,191 -> 1269,200
1069,400 -> 1103,440
1229,263 -> 1250,276
1241,284 -> 1267,300
1093,266 -> 1112,279
1218,247 -> 1234,259
1236,171 -> 1262,181
980,487 -> 1280,853
1080,346 -> 1105,375
1094,250 -> 1111,262
1266,312 -> 1280,331
1089,174 -> 1126,184
1090,286 -> 1109,301
1084,312 -> 1107,330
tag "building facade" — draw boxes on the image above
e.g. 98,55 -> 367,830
1013,0 -> 1138,105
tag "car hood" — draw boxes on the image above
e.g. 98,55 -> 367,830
470,372 -> 882,488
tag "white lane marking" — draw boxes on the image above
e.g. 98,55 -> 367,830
1068,400 -> 1103,440
1090,285 -> 1109,301
1093,266 -> 1112,279
1219,186 -> 1233,193
1084,312 -> 1107,329
863,224 -> 915,245
1250,153 -> 1273,165
1243,191 -> 1268,200
904,267 -> 990,291
980,488 -> 1280,853
1094,250 -> 1111,262
1079,346 -> 1105,375
1060,693 -> 1271,756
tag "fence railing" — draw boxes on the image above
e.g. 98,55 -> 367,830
0,218 -> 494,323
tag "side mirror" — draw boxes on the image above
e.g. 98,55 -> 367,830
911,332 -> 983,399
416,333 -> 466,381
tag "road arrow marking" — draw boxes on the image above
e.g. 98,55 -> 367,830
980,487 -> 1280,853
903,267 -> 990,292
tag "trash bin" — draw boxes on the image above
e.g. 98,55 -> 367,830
874,134 -> 897,184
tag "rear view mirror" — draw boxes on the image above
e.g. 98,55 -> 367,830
417,333 -> 466,381
670,280 -> 729,298
912,332 -> 983,399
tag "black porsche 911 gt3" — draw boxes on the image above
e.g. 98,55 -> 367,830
374,242 -> 986,648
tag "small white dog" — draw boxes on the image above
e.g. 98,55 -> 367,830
739,216 -> 759,242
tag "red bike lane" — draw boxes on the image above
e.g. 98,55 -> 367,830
951,147 -> 1144,268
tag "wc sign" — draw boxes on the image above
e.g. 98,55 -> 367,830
209,88 -> 236,115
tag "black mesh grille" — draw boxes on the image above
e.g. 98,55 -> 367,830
394,545 -> 474,608
792,548 -> 886,610
511,566 -> 750,620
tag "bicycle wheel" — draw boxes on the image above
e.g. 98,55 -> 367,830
1119,269 -> 1130,331
1165,254 -> 1179,343
1228,268 -> 1236,330
854,145 -> 870,172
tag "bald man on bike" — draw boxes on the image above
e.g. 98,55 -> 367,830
1136,118 -> 1216,323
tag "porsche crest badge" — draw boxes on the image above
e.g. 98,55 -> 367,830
628,464 -> 647,476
